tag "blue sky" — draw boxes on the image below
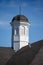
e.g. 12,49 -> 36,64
0,0 -> 43,47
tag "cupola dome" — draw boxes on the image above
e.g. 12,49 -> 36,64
12,15 -> 28,22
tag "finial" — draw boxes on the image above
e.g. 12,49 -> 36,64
19,5 -> 21,15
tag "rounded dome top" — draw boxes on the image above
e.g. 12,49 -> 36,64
12,15 -> 28,22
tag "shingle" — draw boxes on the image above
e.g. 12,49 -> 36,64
6,40 -> 43,65
0,40 -> 43,65
0,47 -> 15,65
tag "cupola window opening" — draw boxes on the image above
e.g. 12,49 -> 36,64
25,27 -> 28,36
24,26 -> 25,35
20,26 -> 25,35
14,27 -> 19,36
22,26 -> 25,35
14,29 -> 16,35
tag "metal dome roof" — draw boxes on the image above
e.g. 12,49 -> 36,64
12,15 -> 28,22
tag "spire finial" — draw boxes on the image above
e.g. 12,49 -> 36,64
19,5 -> 21,15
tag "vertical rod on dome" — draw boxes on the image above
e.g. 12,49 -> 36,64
19,5 -> 21,15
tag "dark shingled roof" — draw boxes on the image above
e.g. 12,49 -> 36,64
12,15 -> 28,22
0,40 -> 43,65
0,47 -> 15,65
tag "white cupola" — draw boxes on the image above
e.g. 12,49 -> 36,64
10,15 -> 30,52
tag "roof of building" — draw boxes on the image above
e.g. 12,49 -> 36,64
11,15 -> 29,22
0,40 -> 43,65
0,47 -> 15,65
